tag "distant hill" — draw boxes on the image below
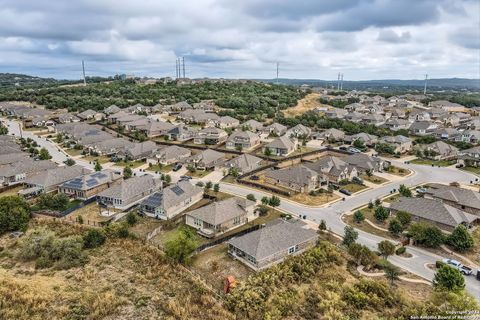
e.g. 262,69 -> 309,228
259,78 -> 480,92
0,73 -> 63,88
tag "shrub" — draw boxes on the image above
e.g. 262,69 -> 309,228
395,246 -> 406,255
433,265 -> 465,292
408,223 -> 444,248
398,184 -> 412,197
269,196 -> 281,207
435,260 -> 446,269
246,194 -> 256,201
343,226 -> 358,247
396,211 -> 411,226
377,240 -> 396,259
447,225 -> 474,252
374,206 -> 389,222
83,229 -> 106,249
388,219 -> 403,235
126,211 -> 138,226
0,196 -> 31,234
164,227 -> 198,265
353,211 -> 365,223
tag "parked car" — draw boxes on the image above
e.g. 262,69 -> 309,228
179,175 -> 192,181
348,147 -> 361,153
456,164 -> 464,168
415,187 -> 427,194
339,189 -> 351,196
442,259 -> 473,276
250,175 -> 259,181
172,163 -> 183,171
339,146 -> 348,151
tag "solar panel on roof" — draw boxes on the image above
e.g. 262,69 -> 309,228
142,192 -> 163,207
171,185 -> 184,196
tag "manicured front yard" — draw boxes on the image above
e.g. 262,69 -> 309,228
113,160 -> 145,168
341,183 -> 368,194
187,169 -> 213,178
64,148 -> 83,157
461,166 -> 480,176
81,155 -> 111,164
410,158 -> 455,167
290,192 -> 340,206
146,164 -> 173,173
361,174 -> 388,184
386,165 -> 411,177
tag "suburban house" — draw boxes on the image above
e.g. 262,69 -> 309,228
362,114 -> 385,126
217,116 -> 240,129
409,121 -> 438,136
77,109 -> 99,121
315,128 -> 345,142
104,105 -> 121,115
186,149 -> 225,170
116,141 -> 158,161
88,138 -> 134,156
0,160 -> 57,186
304,156 -> 358,183
58,170 -> 122,200
381,119 -> 410,131
263,135 -> 298,157
58,113 -> 81,124
194,127 -> 228,145
378,135 -> 413,154
263,123 -> 287,136
139,181 -> 203,220
147,145 -> 191,165
0,153 -> 29,166
434,128 -> 459,140
129,119 -> 174,137
96,175 -> 162,211
344,133 -> 378,146
264,165 -> 319,193
286,124 -> 312,138
390,197 -> 478,231
227,219 -> 317,270
424,184 -> 480,215
344,153 -> 387,173
420,141 -> 458,160
224,154 -> 263,175
225,131 -> 261,151
243,119 -> 264,132
178,109 -> 220,126
458,146 -> 480,167
185,197 -> 256,238
344,112 -> 364,123
24,165 -> 91,193
325,108 -> 348,119
166,125 -> 197,141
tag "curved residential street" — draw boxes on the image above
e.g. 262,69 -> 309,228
219,162 -> 480,300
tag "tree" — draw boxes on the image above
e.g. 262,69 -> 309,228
213,183 -> 220,193
65,158 -> 76,166
164,174 -> 171,184
123,166 -> 133,179
353,210 -> 365,223
164,227 -> 198,265
126,211 -> 138,226
408,223 -> 445,248
365,169 -> 373,177
353,139 -> 365,151
388,219 -> 403,236
246,194 -> 256,202
264,147 -> 272,157
205,181 -> 213,190
318,220 -> 327,233
374,206 -> 389,222
433,265 -> 465,292
343,225 -> 358,247
348,243 -> 377,269
398,184 -> 412,197
38,147 -> 51,160
384,262 -> 400,286
94,161 -> 102,172
269,196 -> 281,207
0,196 -> 30,234
447,225 -> 474,252
229,167 -> 239,178
377,240 -> 396,259
261,196 -> 269,205
83,229 -> 106,249
187,164 -> 196,173
396,211 -> 411,226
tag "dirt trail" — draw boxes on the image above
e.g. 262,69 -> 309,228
283,93 -> 324,117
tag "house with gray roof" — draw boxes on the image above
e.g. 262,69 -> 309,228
362,114 -> 385,126
88,138 -> 134,156
226,131 -> 260,151
379,135 -> 413,154
58,113 -> 81,124
420,141 -> 458,160
458,146 -> 480,167
264,165 -> 319,193
104,105 -> 121,115
194,127 -> 228,145
77,109 -> 98,120
409,121 -> 438,136
434,128 -> 460,140
344,112 -> 364,123
0,160 -> 57,186
167,125 -> 197,141
344,133 -> 378,146
97,174 -> 162,210
0,152 -> 29,166
325,108 -> 348,119
186,197 -> 256,238
304,156 -> 358,183
314,128 -> 345,142
344,153 -> 386,173
58,170 -> 122,200
381,118 -> 410,131
186,149 -> 226,170
24,165 -> 90,193
217,116 -> 240,129
243,119 -> 264,132
147,145 -> 191,165
227,219 -> 317,270
286,124 -> 312,138
224,154 -> 263,175
263,123 -> 287,136
132,119 -> 175,137
390,197 -> 478,231
263,135 -> 298,157
424,184 -> 480,215
139,181 -> 203,220
116,141 -> 158,160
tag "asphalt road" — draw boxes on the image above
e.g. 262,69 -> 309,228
4,118 -> 480,299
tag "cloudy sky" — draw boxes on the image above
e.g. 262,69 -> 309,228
0,0 -> 479,80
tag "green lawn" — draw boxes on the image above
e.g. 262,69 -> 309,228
146,164 -> 173,173
461,166 -> 480,176
64,148 -> 83,157
410,158 -> 455,167
361,174 -> 388,184
114,160 -> 145,168
187,169 -> 212,178
81,155 -> 111,164
341,183 -> 367,194
386,166 -> 410,177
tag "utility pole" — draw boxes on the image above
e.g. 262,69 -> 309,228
337,73 -> 340,90
82,60 -> 86,86
340,73 -> 344,90
175,59 -> 178,78
18,122 -> 22,139
276,62 -> 279,84
423,74 -> 428,95
182,57 -> 185,78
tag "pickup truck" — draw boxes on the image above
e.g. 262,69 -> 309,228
442,259 -> 473,275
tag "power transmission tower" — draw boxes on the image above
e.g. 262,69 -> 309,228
82,60 -> 86,86
175,59 -> 178,78
182,57 -> 186,78
337,73 -> 340,90
340,73 -> 344,90
276,62 -> 279,84
423,74 -> 428,95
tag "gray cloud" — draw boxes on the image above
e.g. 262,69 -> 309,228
377,30 -> 412,43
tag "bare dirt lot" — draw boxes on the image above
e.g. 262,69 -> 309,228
283,93 -> 322,117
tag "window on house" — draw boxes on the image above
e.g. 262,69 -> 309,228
288,246 -> 296,254
193,218 -> 202,227
233,216 -> 241,225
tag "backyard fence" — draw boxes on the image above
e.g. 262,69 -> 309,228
194,224 -> 262,253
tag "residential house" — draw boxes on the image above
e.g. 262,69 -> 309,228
147,145 -> 191,165
458,146 -> 480,167
424,183 -> 480,215
194,127 -> 228,145
264,165 -> 319,193
0,152 -> 29,166
263,135 -> 298,157
455,130 -> 480,144
97,174 -> 162,211
178,109 -> 220,126
409,121 -> 438,136
0,160 -> 57,186
59,170 -> 122,200
381,119 -> 410,131
88,138 -> 134,156
24,165 -> 91,193
408,109 -> 431,122
315,128 -> 345,142
286,124 -> 312,138
107,111 -> 129,124
344,153 -> 386,173
139,181 -> 203,220
132,119 -> 174,138
420,141 -> 458,160
167,125 -> 197,142
325,108 -> 348,119
378,135 -> 413,154
390,197 -> 477,231
344,112 -> 364,123
104,105 -> 121,115
116,141 -> 158,161
263,123 -> 287,136
304,156 -> 358,183
186,149 -> 225,170
243,119 -> 264,132
344,133 -> 378,146
225,131 -> 261,151
58,113 -> 81,124
77,109 -> 98,120
227,219 -> 317,270
429,100 -> 468,113
217,116 -> 240,129
434,128 -> 460,140
362,114 -> 385,126
186,197 -> 256,238
224,154 -> 263,175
